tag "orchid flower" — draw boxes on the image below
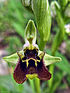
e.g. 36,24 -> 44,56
3,20 -> 61,84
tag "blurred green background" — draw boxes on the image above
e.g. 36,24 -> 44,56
0,0 -> 70,93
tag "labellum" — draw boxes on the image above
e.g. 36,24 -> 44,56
13,20 -> 51,84
13,44 -> 51,84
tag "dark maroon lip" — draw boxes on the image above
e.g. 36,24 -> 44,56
13,57 -> 51,84
27,67 -> 37,74
13,49 -> 51,84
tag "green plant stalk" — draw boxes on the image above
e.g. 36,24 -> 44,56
29,79 -> 36,93
48,5 -> 65,93
29,71 -> 40,93
48,64 -> 54,88
34,78 -> 41,93
48,72 -> 64,93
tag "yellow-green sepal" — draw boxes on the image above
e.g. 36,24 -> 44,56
25,20 -> 36,44
39,51 -> 62,66
44,53 -> 62,66
3,51 -> 23,64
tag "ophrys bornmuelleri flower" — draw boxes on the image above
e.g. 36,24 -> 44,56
13,43 -> 51,84
3,20 -> 62,84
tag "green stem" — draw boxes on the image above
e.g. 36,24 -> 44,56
34,78 -> 41,93
29,79 -> 36,93
29,78 -> 40,93
48,64 -> 54,88
48,53 -> 55,89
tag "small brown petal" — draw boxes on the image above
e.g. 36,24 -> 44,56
13,58 -> 27,84
37,60 -> 51,80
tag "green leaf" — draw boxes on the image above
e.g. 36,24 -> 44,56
48,71 -> 64,93
58,0 -> 68,10
0,75 -> 23,92
12,22 -> 24,38
55,51 -> 70,75
32,0 -> 51,41
51,3 -> 65,54
25,20 -> 36,44
65,4 -> 70,17
47,49 -> 70,74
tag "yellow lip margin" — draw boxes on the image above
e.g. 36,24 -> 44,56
22,58 -> 40,67
26,74 -> 38,79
